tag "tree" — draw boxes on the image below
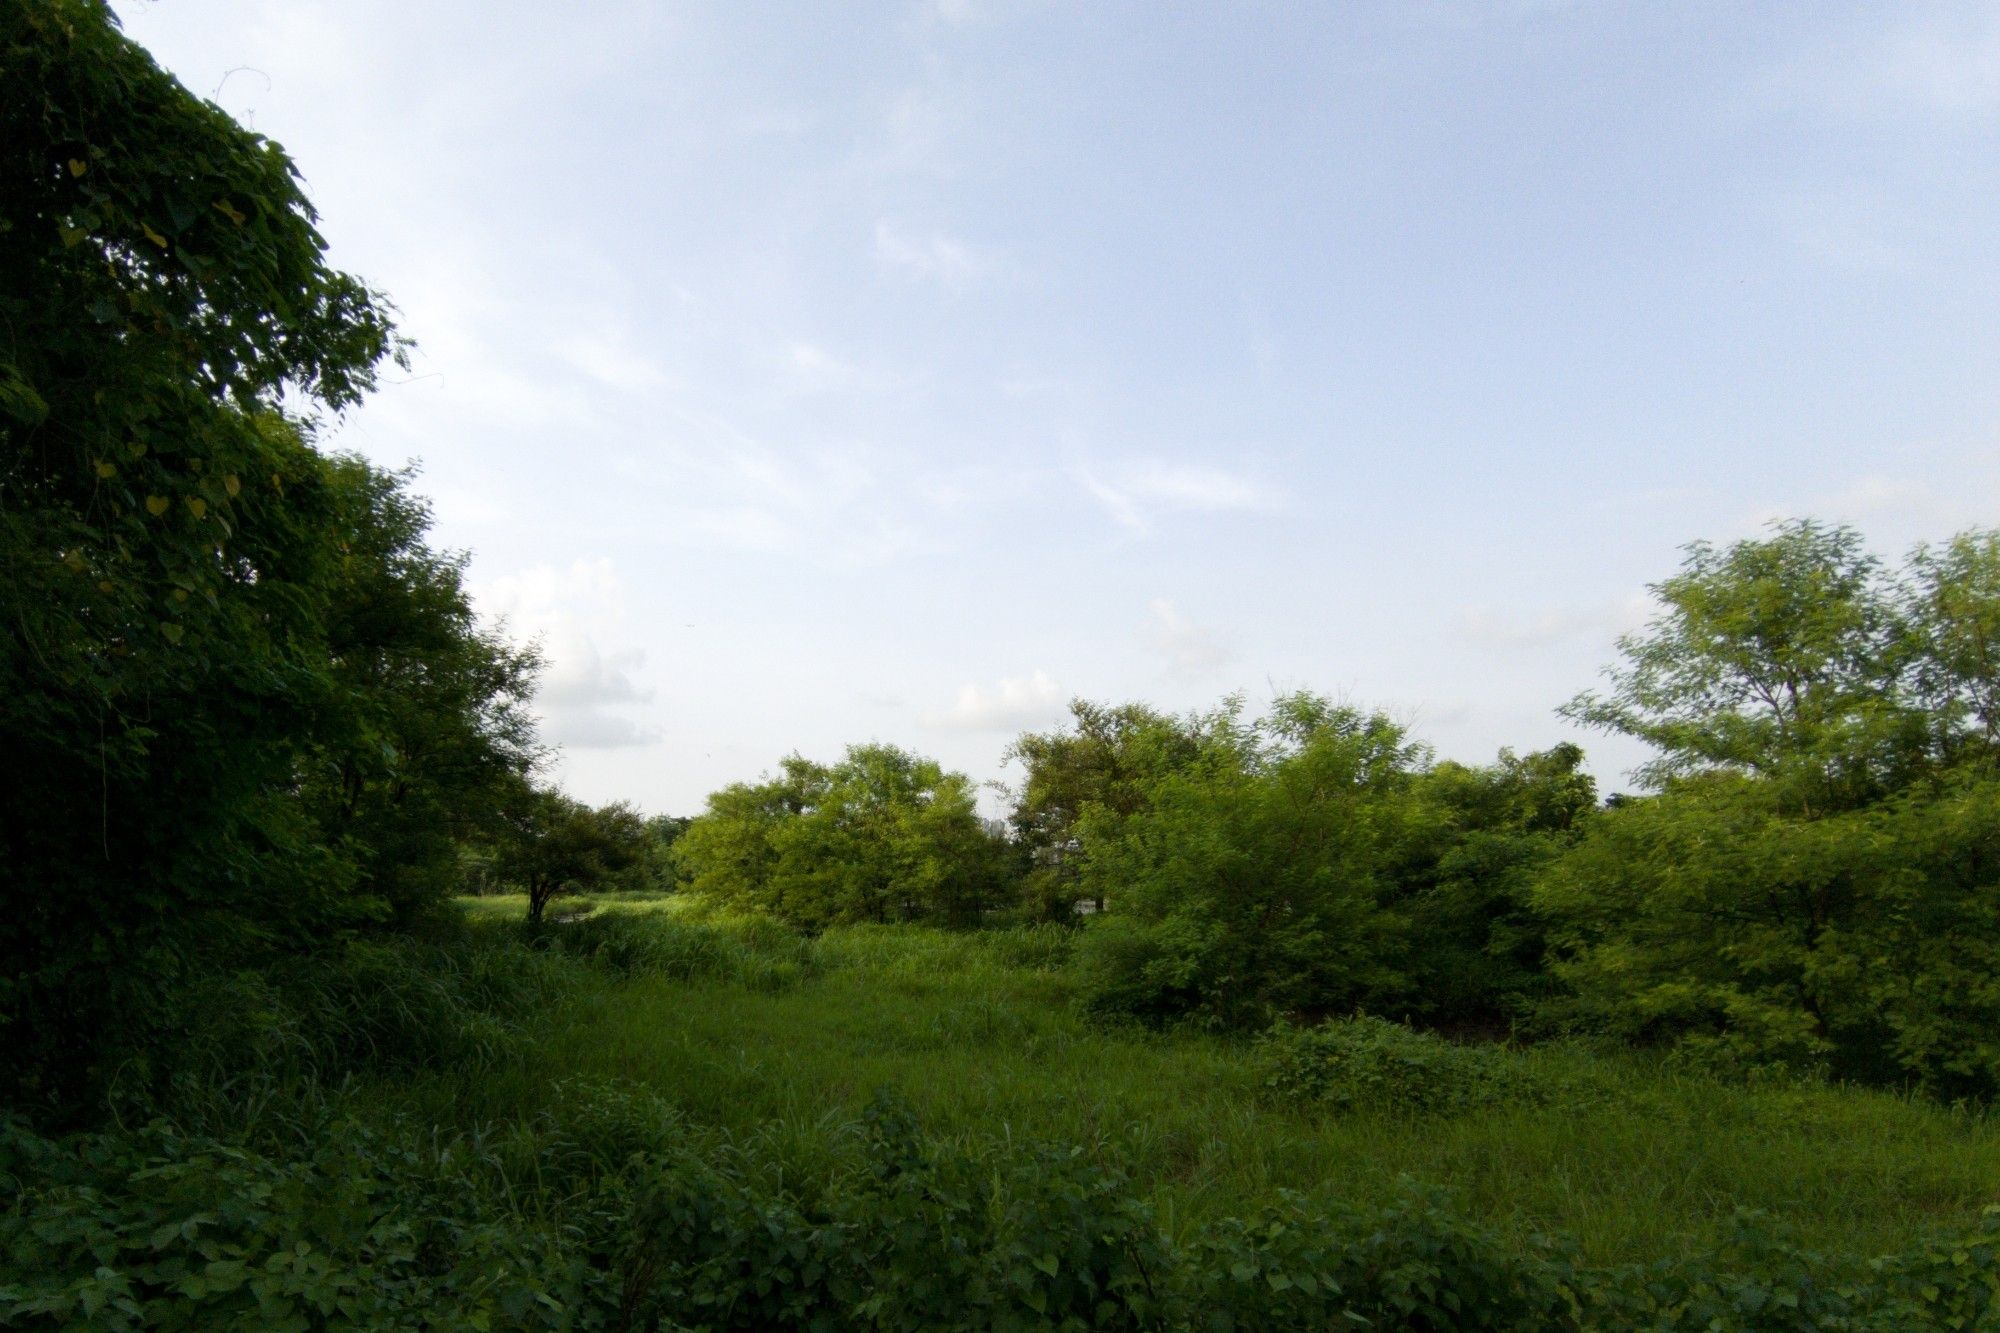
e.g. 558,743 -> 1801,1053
1072,695 -> 1432,1028
1560,520 -> 1920,814
1006,700 -> 1210,914
1539,522 -> 2000,1091
1905,530 -> 2000,769
301,456 -> 543,924
497,788 -> 649,925
677,745 -> 1011,929
1,2 -> 407,1107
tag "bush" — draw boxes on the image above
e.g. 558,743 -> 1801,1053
1256,1016 -> 1540,1115
10,1090 -> 2000,1330
0,1116 -> 599,1331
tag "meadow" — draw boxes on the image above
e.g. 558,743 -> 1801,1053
432,896 -> 2000,1267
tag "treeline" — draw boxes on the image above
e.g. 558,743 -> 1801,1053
677,520 -> 2000,1098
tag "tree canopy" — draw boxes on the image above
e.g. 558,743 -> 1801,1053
677,744 -> 1011,930
0,1 -> 534,1109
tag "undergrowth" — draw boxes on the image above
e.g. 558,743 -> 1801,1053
7,903 -> 2000,1329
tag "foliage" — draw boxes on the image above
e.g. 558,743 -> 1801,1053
1007,700 -> 1214,913
496,788 -> 651,924
677,744 -> 1014,929
1068,694 -> 1591,1030
1255,1016 -> 1543,1116
300,456 -> 542,926
1561,519 -> 1918,810
1536,770 -> 2000,1095
0,1 -> 545,1113
1546,521 -> 2000,1093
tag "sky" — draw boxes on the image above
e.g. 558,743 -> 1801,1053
115,0 -> 2000,816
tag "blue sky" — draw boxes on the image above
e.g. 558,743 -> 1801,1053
117,1 -> 2000,815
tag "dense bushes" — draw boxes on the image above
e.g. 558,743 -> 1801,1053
1255,1016 -> 1544,1116
11,1093 -> 2000,1330
1061,696 -> 1592,1033
1535,772 -> 2000,1095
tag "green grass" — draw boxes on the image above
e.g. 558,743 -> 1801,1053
357,904 -> 2000,1267
457,889 -> 687,924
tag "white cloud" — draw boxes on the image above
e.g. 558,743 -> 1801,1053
476,557 -> 660,750
1077,460 -> 1275,533
874,219 -> 984,285
1148,599 -> 1231,674
557,330 -> 667,394
1738,473 -> 1999,540
784,340 -> 901,395
923,670 -> 1066,731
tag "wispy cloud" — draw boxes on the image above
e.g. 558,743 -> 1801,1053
1076,460 -> 1275,533
874,219 -> 985,285
1768,11 -> 2000,117
1739,473 -> 1999,538
923,670 -> 1066,731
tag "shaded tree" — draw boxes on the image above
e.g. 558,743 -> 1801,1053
497,788 -> 649,926
0,1 -> 404,1108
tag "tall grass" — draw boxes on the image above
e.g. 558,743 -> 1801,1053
11,903 -> 2000,1328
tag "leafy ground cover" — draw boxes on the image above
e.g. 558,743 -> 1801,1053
9,902 -> 2000,1329
412,903 -> 2000,1265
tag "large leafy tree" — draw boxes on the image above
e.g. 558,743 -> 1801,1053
678,745 -> 1011,929
303,457 -> 543,924
496,788 -> 649,925
0,3 -> 535,1109
1541,523 -> 2000,1091
1560,520 -> 1922,814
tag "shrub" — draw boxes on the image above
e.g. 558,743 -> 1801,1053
1256,1016 -> 1539,1115
0,1116 -> 597,1331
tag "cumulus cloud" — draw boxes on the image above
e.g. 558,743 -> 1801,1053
476,557 -> 661,750
923,670 -> 1066,731
1149,599 -> 1231,674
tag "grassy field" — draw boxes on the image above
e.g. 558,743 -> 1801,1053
401,897 -> 2000,1267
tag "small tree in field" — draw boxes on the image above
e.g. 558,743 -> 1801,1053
497,787 -> 648,924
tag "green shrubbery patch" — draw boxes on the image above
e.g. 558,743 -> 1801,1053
1256,1016 -> 1544,1116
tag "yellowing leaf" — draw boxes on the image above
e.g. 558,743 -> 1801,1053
186,497 -> 207,519
145,495 -> 170,516
142,223 -> 168,248
64,551 -> 86,572
127,442 -> 147,459
212,199 -> 247,225
161,622 -> 184,644
172,589 -> 188,603
94,461 -> 116,479
67,158 -> 87,177
271,472 -> 284,494
97,580 -> 114,593
223,474 -> 241,497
